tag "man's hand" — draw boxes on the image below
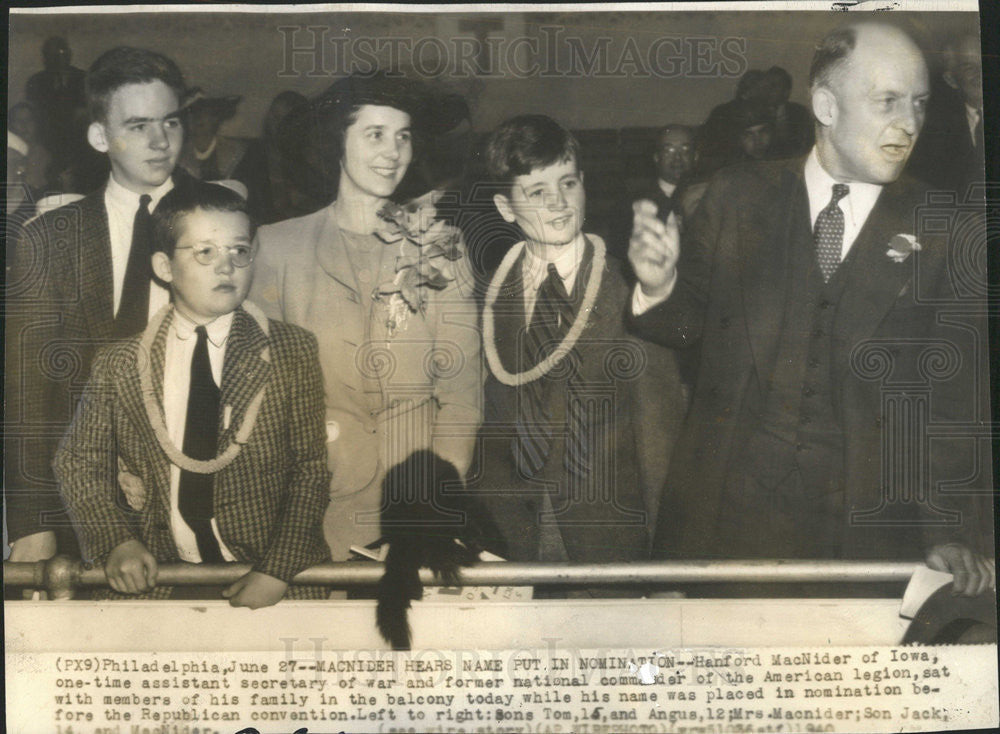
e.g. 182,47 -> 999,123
926,543 -> 995,597
628,201 -> 680,300
105,539 -> 158,594
223,571 -> 288,609
9,530 -> 57,562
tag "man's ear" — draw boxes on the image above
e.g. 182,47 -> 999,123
942,69 -> 959,91
493,192 -> 516,223
811,86 -> 837,128
87,121 -> 110,154
151,252 -> 174,284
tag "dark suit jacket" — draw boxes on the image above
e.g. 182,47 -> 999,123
907,81 -> 984,197
4,172 -> 194,546
471,240 -> 687,561
5,191 -> 113,545
631,158 -> 991,561
54,307 -> 331,599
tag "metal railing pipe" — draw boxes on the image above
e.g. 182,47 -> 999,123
3,557 -> 921,599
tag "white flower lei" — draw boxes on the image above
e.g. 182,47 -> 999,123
138,301 -> 270,474
483,235 -> 605,387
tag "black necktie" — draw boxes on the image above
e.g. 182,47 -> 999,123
814,183 -> 850,282
177,325 -> 224,563
114,194 -> 153,338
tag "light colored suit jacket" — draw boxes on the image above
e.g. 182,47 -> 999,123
250,204 -> 483,558
54,306 -> 332,598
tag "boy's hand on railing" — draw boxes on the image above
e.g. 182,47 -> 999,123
223,571 -> 288,609
106,539 -> 158,594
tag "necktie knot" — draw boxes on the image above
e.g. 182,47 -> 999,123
138,193 -> 152,213
543,263 -> 571,302
195,324 -> 208,342
830,183 -> 849,206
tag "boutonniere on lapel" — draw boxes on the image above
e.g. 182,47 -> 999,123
886,234 -> 922,263
373,190 -> 464,336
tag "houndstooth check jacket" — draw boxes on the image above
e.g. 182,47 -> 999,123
54,305 -> 332,599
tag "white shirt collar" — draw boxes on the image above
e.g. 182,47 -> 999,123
803,147 -> 882,231
106,173 -> 175,212
194,137 -> 218,160
658,179 -> 678,198
170,307 -> 235,348
965,103 -> 981,145
522,232 -> 586,294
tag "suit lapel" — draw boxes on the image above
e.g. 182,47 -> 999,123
76,192 -> 116,340
117,313 -> 173,515
740,162 -> 806,388
833,181 -> 917,349
315,206 -> 365,298
219,308 -> 272,449
492,248 -> 529,375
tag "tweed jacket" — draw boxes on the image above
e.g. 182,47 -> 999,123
54,306 -> 332,598
631,157 -> 991,561
250,204 -> 483,559
471,238 -> 687,561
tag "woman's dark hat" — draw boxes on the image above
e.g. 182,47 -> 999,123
275,71 -> 471,203
181,87 -> 243,121
306,71 -> 469,136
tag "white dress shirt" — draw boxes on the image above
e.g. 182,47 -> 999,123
633,146 -> 884,315
965,103 -> 982,147
162,309 -> 237,563
802,147 -> 882,261
521,233 -> 586,324
104,175 -> 173,319
657,178 -> 678,199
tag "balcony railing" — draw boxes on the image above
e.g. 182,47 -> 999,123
3,556 -> 921,599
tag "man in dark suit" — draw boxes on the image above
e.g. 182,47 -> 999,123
645,125 -> 698,223
629,21 -> 992,596
611,125 -> 698,263
5,47 -> 187,566
907,32 -> 985,197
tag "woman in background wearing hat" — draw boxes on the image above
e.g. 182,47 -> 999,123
177,88 -> 247,181
248,72 -> 482,562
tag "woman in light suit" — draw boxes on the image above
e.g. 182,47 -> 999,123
249,73 -> 481,561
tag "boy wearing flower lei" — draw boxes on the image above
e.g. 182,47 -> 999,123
55,181 -> 331,605
470,115 -> 687,583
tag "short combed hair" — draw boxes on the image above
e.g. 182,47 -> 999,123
809,26 -> 858,90
485,114 -> 580,191
86,46 -> 185,122
152,181 -> 255,258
